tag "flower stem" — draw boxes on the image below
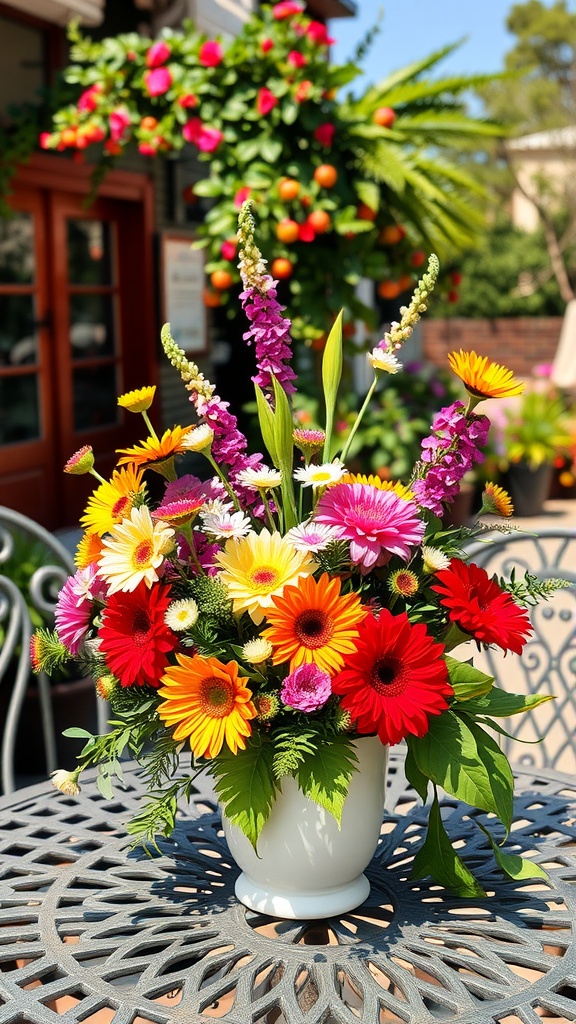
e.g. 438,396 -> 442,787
142,410 -> 159,440
340,376 -> 378,463
260,489 -> 277,531
204,452 -> 242,511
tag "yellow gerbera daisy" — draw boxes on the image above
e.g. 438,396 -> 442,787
97,505 -> 175,594
215,528 -> 316,624
75,530 -> 105,569
116,425 -> 194,470
480,481 -> 514,517
262,573 -> 366,674
81,464 -> 146,537
338,473 -> 414,500
157,653 -> 257,758
448,350 -> 524,400
117,386 -> 156,413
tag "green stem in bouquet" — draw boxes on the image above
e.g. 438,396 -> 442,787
204,451 -> 242,512
179,521 -> 206,576
259,488 -> 278,532
340,375 -> 379,463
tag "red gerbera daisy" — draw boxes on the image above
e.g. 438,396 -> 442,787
99,581 -> 179,687
331,610 -> 452,746
430,558 -> 532,655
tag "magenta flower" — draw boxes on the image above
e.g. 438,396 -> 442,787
412,401 -> 489,516
109,108 -> 131,142
287,50 -> 307,68
144,67 -> 172,96
77,84 -> 102,112
146,40 -> 171,67
273,1 -> 304,18
183,118 -> 223,153
306,21 -> 335,45
281,664 -> 332,712
199,41 -> 223,67
314,123 -> 335,147
55,569 -> 97,656
221,239 -> 237,260
315,483 -> 425,572
257,87 -> 278,116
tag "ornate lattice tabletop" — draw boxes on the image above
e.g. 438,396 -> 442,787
1,753 -> 576,1024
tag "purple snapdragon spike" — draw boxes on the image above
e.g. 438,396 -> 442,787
412,400 -> 489,516
238,201 -> 297,397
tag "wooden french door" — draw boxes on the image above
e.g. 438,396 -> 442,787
0,169 -> 156,529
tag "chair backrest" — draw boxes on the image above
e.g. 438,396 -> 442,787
0,507 -> 91,794
465,528 -> 576,773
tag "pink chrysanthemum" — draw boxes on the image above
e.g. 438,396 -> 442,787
315,483 -> 425,572
55,569 -> 95,656
281,663 -> 332,712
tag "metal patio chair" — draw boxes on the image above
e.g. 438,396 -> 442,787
466,528 -> 576,774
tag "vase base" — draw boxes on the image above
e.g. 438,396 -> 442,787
234,871 -> 370,920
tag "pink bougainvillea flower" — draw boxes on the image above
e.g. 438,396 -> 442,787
234,186 -> 252,208
257,87 -> 278,116
273,1 -> 304,18
221,239 -> 237,260
39,132 -> 52,149
287,50 -> 307,68
306,20 -> 335,45
144,67 -> 172,96
261,38 -> 274,53
146,40 -> 171,67
178,93 -> 198,108
199,40 -> 223,67
183,118 -> 223,153
109,107 -> 131,142
314,122 -> 335,147
138,140 -> 157,156
77,83 -> 102,112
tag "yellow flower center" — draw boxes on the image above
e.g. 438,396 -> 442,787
132,540 -> 153,567
200,676 -> 235,718
249,565 -> 280,591
312,471 -> 332,483
295,609 -> 334,649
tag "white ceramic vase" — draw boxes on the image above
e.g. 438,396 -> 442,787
222,734 -> 388,920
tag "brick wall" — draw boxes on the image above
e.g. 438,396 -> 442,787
422,318 -> 562,376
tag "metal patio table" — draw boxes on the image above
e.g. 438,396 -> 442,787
1,752 -> 576,1024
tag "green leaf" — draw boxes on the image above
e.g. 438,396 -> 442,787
296,734 -> 358,827
63,727 -> 94,738
412,710 -> 513,832
281,98 -> 299,124
272,375 -> 297,530
411,794 -> 487,898
191,178 -> 223,197
254,383 -> 278,467
404,737 -> 429,802
446,656 -> 494,701
208,735 -> 279,850
459,687 -> 555,718
234,137 -> 264,162
321,309 -> 343,460
356,180 -> 380,213
260,138 -> 283,163
476,822 -> 548,882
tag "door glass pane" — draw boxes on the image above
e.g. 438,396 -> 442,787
68,220 -> 113,285
73,364 -> 119,431
0,374 -> 40,444
69,294 -> 116,359
0,212 -> 35,284
0,295 -> 38,366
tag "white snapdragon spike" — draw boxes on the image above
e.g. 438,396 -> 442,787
421,545 -> 450,573
236,466 -> 283,490
286,521 -> 340,552
368,347 -> 402,374
294,461 -> 347,489
242,637 -> 273,664
202,508 -> 252,539
181,423 -> 214,452
165,598 -> 199,631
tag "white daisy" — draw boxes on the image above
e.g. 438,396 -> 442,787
235,466 -> 283,491
97,505 -> 174,594
368,347 -> 402,374
201,508 -> 252,539
285,521 -> 339,552
165,598 -> 199,631
182,423 -> 214,452
201,498 -> 233,516
421,545 -> 450,573
242,637 -> 273,664
294,461 -> 347,489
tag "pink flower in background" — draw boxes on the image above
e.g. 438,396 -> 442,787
144,67 -> 172,96
183,118 -> 223,152
533,362 -> 553,378
109,107 -> 131,142
146,40 -> 171,67
199,41 -> 223,67
315,483 -> 425,572
78,84 -> 102,112
178,93 -> 198,108
221,239 -> 237,260
314,122 -> 335,147
39,132 -> 52,149
55,569 -> 96,656
234,187 -> 252,208
287,50 -> 307,68
138,140 -> 157,156
261,38 -> 274,53
273,1 -> 304,18
257,87 -> 278,115
281,664 -> 332,712
306,21 -> 335,45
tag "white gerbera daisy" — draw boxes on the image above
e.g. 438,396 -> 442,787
98,505 -> 174,594
421,545 -> 450,573
242,637 -> 273,664
201,508 -> 252,539
235,466 -> 283,491
368,347 -> 402,374
285,521 -> 339,552
294,461 -> 347,489
182,423 -> 214,452
201,498 -> 232,516
165,598 -> 199,631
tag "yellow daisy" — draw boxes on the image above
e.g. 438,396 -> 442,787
338,473 -> 414,500
75,530 -> 105,569
448,350 -> 524,400
97,505 -> 175,594
215,528 -> 316,624
116,425 -> 194,469
81,464 -> 146,537
480,481 -> 514,518
157,653 -> 257,758
117,386 -> 156,413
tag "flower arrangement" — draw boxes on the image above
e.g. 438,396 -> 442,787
32,206 -> 567,898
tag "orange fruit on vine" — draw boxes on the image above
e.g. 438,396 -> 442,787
410,249 -> 426,268
141,116 -> 158,131
357,203 -> 377,222
278,178 -> 300,201
210,270 -> 233,291
203,289 -> 222,308
271,257 -> 294,279
397,273 -> 415,292
374,106 -> 396,128
276,219 -> 300,243
313,164 -> 338,188
377,280 -> 402,300
307,210 -> 331,233
379,224 -> 405,245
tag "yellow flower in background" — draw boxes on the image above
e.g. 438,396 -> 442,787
480,481 -> 514,518
448,350 -> 524,400
75,530 -> 105,569
338,473 -> 414,500
117,386 -> 156,413
116,425 -> 193,469
216,528 -> 316,624
98,505 -> 175,594
81,464 -> 146,537
157,653 -> 257,758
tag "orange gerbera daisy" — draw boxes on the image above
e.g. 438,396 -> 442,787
116,425 -> 194,471
480,481 -> 514,517
81,464 -> 146,537
338,473 -> 414,500
75,530 -> 105,569
448,350 -> 524,400
262,573 -> 367,674
157,653 -> 257,758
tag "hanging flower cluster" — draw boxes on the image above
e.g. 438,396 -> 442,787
31,206 -> 564,897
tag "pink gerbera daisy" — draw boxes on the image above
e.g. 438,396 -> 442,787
314,483 -> 425,572
54,569 -> 95,656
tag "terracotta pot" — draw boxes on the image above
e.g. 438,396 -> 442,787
222,735 -> 388,920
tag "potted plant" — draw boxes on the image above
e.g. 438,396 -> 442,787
501,389 -> 572,516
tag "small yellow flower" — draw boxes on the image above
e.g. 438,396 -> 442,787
480,481 -> 514,518
165,598 -> 199,631
117,386 -> 156,413
448,350 -> 524,400
388,568 -> 419,597
75,530 -> 105,569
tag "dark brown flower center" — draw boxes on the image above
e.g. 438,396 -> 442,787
295,609 -> 334,649
370,656 -> 405,697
